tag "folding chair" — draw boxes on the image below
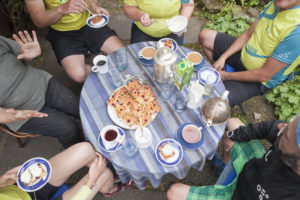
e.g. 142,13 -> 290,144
0,124 -> 40,148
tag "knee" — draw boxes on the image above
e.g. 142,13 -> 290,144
70,73 -> 88,83
227,118 -> 244,131
198,29 -> 210,45
167,183 -> 188,200
72,142 -> 95,159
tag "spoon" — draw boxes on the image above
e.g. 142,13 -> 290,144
86,7 -> 93,15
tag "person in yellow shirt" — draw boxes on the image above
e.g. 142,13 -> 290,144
25,0 -> 123,83
123,0 -> 194,44
199,0 -> 300,106
0,142 -> 124,200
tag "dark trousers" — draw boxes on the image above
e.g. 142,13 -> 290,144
18,77 -> 82,148
213,32 -> 270,106
131,23 -> 184,45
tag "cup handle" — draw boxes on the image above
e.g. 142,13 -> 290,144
138,51 -> 143,59
91,65 -> 98,72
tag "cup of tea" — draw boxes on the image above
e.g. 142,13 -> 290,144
92,55 -> 108,74
99,125 -> 122,149
182,124 -> 202,144
138,46 -> 156,60
186,51 -> 205,71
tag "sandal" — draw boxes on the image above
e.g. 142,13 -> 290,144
124,179 -> 135,190
113,174 -> 121,183
103,182 -> 123,198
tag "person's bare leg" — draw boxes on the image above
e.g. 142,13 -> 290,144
198,29 -> 218,62
48,142 -> 96,186
222,118 -> 244,163
100,35 -> 123,54
167,183 -> 191,200
61,54 -> 91,83
61,168 -> 116,200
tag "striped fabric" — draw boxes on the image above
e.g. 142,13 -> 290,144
79,42 -> 227,189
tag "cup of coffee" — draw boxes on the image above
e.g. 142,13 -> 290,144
138,46 -> 156,60
186,51 -> 205,71
182,124 -> 202,144
92,55 -> 108,74
99,125 -> 122,149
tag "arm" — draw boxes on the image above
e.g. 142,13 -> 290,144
213,19 -> 259,71
0,107 -> 48,124
219,56 -> 288,82
25,0 -> 87,28
229,120 -> 283,144
180,0 -> 194,20
123,4 -> 153,27
0,166 -> 20,188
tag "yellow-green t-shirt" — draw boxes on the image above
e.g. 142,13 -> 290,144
44,0 -> 89,31
124,0 -> 191,38
241,0 -> 300,88
0,185 -> 31,200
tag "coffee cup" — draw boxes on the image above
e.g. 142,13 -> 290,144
92,55 -> 108,74
182,124 -> 202,144
101,127 -> 121,149
138,46 -> 156,60
186,51 -> 203,66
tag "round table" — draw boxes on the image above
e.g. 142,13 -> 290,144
79,41 -> 227,189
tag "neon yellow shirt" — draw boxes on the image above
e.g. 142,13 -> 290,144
124,0 -> 191,38
44,0 -> 89,31
0,185 -> 31,200
241,0 -> 300,88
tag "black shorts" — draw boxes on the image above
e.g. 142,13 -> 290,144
213,32 -> 246,72
28,183 -> 62,200
212,32 -> 270,106
46,25 -> 117,63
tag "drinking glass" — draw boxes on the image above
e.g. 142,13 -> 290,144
160,79 -> 175,101
116,48 -> 129,71
203,74 -> 215,96
109,68 -> 123,88
175,92 -> 188,112
122,138 -> 137,157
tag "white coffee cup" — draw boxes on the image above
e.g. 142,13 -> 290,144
138,46 -> 156,60
92,55 -> 108,74
182,124 -> 202,144
100,125 -> 122,149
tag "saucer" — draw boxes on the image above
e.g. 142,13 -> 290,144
17,157 -> 51,192
98,125 -> 125,152
139,58 -> 154,65
176,123 -> 204,150
197,67 -> 220,85
87,14 -> 109,28
193,58 -> 206,71
155,138 -> 183,167
157,38 -> 177,51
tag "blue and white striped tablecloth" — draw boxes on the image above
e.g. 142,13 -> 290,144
79,42 -> 226,189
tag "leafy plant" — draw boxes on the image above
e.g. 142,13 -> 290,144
266,75 -> 300,122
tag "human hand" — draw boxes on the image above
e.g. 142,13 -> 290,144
12,30 -> 41,61
222,132 -> 234,163
60,0 -> 87,15
177,28 -> 187,37
218,70 -> 229,81
92,5 -> 109,17
0,166 -> 20,188
213,56 -> 226,71
140,13 -> 154,27
6,108 -> 48,122
87,153 -> 106,185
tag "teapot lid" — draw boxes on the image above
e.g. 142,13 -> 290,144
155,47 -> 177,65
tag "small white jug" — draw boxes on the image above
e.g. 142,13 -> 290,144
187,80 -> 204,109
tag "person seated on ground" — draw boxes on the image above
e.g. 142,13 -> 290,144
0,142 -> 126,199
123,0 -> 194,45
199,0 -> 300,106
0,30 -> 82,149
167,115 -> 300,200
25,0 -> 123,83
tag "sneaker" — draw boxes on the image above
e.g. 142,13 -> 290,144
124,179 -> 135,190
103,182 -> 123,198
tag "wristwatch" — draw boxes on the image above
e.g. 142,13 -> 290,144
227,130 -> 234,138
